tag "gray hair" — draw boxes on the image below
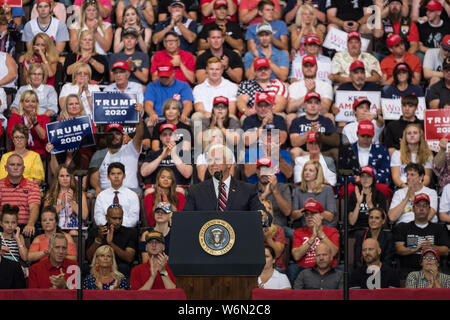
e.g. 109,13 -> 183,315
206,143 -> 235,165
49,233 -> 68,249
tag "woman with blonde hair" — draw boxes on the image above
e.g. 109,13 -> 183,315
391,123 -> 433,188
18,33 -> 59,86
84,245 -> 130,290
69,0 -> 113,55
6,90 -> 49,156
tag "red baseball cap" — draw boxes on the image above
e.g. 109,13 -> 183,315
302,55 -> 317,66
306,132 -> 321,143
304,199 -> 325,213
213,96 -> 229,106
305,34 -> 321,45
254,91 -> 273,105
395,63 -> 410,73
360,165 -> 376,178
159,123 -> 177,132
414,193 -> 431,204
254,57 -> 270,70
304,91 -> 321,102
347,31 -> 361,41
422,248 -> 440,261
441,35 -> 450,50
214,0 -> 228,8
386,34 -> 403,47
350,60 -> 365,72
106,123 -> 123,133
425,0 -> 443,11
357,120 -> 375,136
157,61 -> 174,77
353,96 -> 371,111
257,157 -> 273,168
37,0 -> 52,4
112,61 -> 130,71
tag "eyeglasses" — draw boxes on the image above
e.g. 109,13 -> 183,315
13,136 -> 26,140
108,203 -> 123,209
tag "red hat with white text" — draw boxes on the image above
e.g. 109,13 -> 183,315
357,120 -> 375,137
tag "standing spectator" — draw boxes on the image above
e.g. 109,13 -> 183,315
427,57 -> 450,108
423,35 -> 450,87
381,62 -> 425,99
30,0 -> 67,22
157,0 -> 198,22
258,246 -> 291,289
418,1 -> 449,57
326,0 -> 373,34
200,0 -> 237,25
238,0 -> 282,27
73,0 -> 113,23
433,137 -> 450,191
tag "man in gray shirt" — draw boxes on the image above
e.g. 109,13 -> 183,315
423,35 -> 450,87
293,242 -> 343,289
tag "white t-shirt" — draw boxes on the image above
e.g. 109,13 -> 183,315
389,186 -> 438,224
293,155 -> 337,186
357,145 -> 370,167
69,21 -> 111,55
390,151 -> 433,184
439,184 -> 450,214
342,120 -> 383,145
258,269 -> 291,289
193,78 -> 238,113
288,79 -> 333,116
60,83 -> 101,117
423,48 -> 444,72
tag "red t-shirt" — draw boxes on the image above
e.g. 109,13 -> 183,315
292,226 -> 339,268
28,257 -> 78,288
199,0 -> 238,24
151,50 -> 196,85
264,225 -> 287,270
130,262 -> 176,290
7,113 -> 50,156
144,192 -> 186,227
380,51 -> 422,81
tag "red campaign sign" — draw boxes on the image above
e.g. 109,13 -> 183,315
424,109 -> 450,141
0,0 -> 22,7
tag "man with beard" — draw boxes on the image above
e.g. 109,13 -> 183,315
374,0 -> 420,58
336,60 -> 381,92
349,238 -> 400,289
89,103 -> 145,195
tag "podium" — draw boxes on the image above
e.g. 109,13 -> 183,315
169,211 -> 265,300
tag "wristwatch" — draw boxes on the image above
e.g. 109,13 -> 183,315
160,270 -> 168,277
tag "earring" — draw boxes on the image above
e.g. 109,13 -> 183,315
95,265 -> 99,271
110,266 -> 113,272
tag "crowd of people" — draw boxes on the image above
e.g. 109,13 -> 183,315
0,0 -> 449,293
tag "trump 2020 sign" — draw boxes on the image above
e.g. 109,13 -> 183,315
93,92 -> 139,124
46,116 -> 95,154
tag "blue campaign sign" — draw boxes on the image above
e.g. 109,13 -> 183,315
93,92 -> 139,124
46,116 -> 95,154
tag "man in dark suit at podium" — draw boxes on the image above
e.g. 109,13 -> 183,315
184,144 -> 270,223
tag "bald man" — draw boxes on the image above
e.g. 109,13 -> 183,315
349,238 -> 399,289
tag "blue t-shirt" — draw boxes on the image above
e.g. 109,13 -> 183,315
154,17 -> 197,54
289,115 -> 336,151
245,147 -> 292,184
143,79 -> 193,116
243,47 -> 289,80
245,20 -> 289,44
242,114 -> 287,132
381,85 -> 424,99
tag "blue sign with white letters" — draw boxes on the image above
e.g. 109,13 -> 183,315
46,116 -> 95,154
93,92 -> 138,124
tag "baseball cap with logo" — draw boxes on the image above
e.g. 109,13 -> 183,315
37,0 -> 52,5
347,31 -> 361,41
441,35 -> 450,51
395,62 -> 410,73
106,123 -> 123,133
256,22 -> 273,35
350,60 -> 365,72
360,165 -> 376,178
154,202 -> 173,214
421,248 -> 440,261
213,96 -> 229,107
305,34 -> 321,45
157,61 -> 174,77
304,199 -> 325,213
414,193 -> 431,204
357,120 -> 375,136
353,96 -> 371,111
214,0 -> 228,8
112,61 -> 130,71
255,91 -> 273,105
159,123 -> 177,132
386,34 -> 403,47
254,57 -> 270,70
145,231 -> 165,243
425,0 -> 443,11
257,157 -> 273,168
304,91 -> 321,102
302,55 -> 317,66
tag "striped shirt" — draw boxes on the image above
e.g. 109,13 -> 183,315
405,271 -> 450,289
0,177 -> 41,225
0,233 -> 20,262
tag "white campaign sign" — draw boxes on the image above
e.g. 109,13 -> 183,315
323,27 -> 370,52
381,97 -> 426,120
334,91 -> 381,122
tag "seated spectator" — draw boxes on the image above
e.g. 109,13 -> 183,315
157,0 -> 198,22
0,237 -> 26,289
0,52 -> 17,92
130,231 -> 176,290
423,35 -> 450,87
199,0 -> 237,25
114,4 -> 152,52
144,169 -> 185,227
394,193 -> 449,279
427,57 -> 450,109
59,63 -> 101,118
246,0 -> 289,53
417,1 -> 449,59
406,248 -> 450,288
73,0 -> 113,23
0,124 -> 44,185
7,90 -> 49,157
30,0 -> 67,22
238,0 -> 282,27
287,54 -> 333,129
287,4 -> 326,58
325,0 -> 373,34
28,233 -> 77,289
0,204 -> 28,265
353,208 -> 395,269
87,204 -> 138,277
109,27 -> 150,85
153,0 -> 197,54
433,137 -> 450,191
84,245 -> 130,290
89,106 -> 144,195
64,30 -> 109,85
0,154 -> 40,237
293,132 -> 337,187
19,33 -> 58,87
197,3 -> 244,55
382,63 -> 425,99
94,162 -> 140,228
22,0 -> 69,54
336,60 -> 381,92
289,33 -> 331,84
10,63 -> 58,117
104,61 -> 144,105
389,163 -> 438,224
144,61 -> 193,126
43,165 -> 89,236
390,123 -> 433,188
243,22 -> 289,82
293,242 -> 343,290
69,0 -> 113,55
380,34 -> 422,86
237,57 -> 288,123
290,161 -> 336,231
382,94 -> 424,156
349,238 -> 400,289
28,206 -> 77,262
151,31 -> 195,85
258,245 -> 291,289
140,202 -> 174,262
330,32 -> 382,85
439,183 -> 450,223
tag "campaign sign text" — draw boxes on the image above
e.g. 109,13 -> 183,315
381,97 -> 426,120
46,116 -> 95,154
323,27 -> 370,52
334,91 -> 380,122
93,92 -> 138,124
424,109 -> 450,152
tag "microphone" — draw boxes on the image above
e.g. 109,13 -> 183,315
213,170 -> 223,181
